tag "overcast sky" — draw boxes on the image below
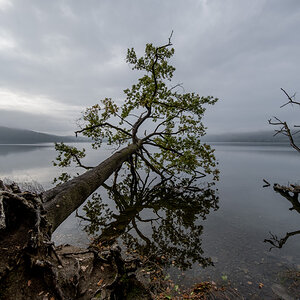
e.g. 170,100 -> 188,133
0,0 -> 299,135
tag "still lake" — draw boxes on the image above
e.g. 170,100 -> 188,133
0,142 -> 299,298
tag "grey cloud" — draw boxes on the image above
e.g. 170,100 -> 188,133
0,0 -> 299,134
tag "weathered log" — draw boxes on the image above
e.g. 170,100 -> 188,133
273,183 -> 300,214
274,183 -> 300,194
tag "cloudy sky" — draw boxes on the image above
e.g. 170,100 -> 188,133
0,0 -> 299,135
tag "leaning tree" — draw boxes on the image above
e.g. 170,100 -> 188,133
44,34 -> 218,231
0,36 -> 218,299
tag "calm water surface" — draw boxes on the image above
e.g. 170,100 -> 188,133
0,143 -> 299,298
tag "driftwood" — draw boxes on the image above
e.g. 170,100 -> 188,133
274,183 -> 300,195
264,183 -> 300,250
273,183 -> 300,214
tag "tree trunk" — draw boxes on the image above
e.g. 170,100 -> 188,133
0,142 -> 153,300
42,143 -> 140,232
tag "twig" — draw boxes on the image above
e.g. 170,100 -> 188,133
75,122 -> 132,137
263,179 -> 271,187
280,88 -> 300,107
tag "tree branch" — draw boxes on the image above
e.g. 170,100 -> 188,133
115,112 -> 133,127
269,117 -> 300,152
75,122 -> 132,137
264,230 -> 300,250
132,106 -> 152,142
280,88 -> 300,107
72,154 -> 93,170
143,141 -> 183,157
143,127 -> 186,141
135,150 -> 166,179
131,32 -> 173,141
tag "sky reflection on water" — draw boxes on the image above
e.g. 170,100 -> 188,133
0,143 -> 299,298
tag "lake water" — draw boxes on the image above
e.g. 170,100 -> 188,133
0,143 -> 299,299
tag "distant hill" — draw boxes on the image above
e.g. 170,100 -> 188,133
2,126 -> 298,145
203,130 -> 300,143
0,126 -> 87,144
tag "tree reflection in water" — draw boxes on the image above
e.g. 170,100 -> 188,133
77,173 -> 218,270
264,183 -> 300,250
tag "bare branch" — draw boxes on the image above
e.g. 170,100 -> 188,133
280,88 -> 300,107
269,88 -> 300,152
263,179 -> 271,187
269,117 -> 300,153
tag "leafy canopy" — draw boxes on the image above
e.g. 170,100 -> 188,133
54,36 -> 219,183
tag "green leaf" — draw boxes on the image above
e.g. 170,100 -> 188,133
221,274 -> 228,281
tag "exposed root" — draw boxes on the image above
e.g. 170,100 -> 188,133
0,181 -> 151,299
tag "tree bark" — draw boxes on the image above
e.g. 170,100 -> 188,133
42,143 -> 140,232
